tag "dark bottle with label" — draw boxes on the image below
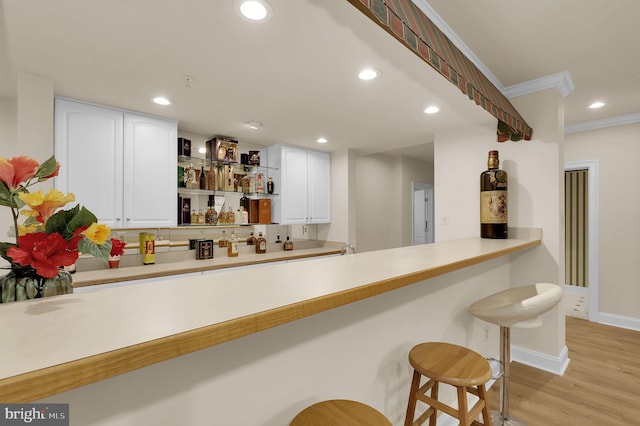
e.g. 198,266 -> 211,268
199,167 -> 207,190
267,177 -> 274,194
480,150 -> 508,239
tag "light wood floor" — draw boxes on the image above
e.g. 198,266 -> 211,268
487,317 -> 640,425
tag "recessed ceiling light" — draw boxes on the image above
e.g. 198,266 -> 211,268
316,137 -> 328,144
152,97 -> 171,106
198,147 -> 207,154
245,121 -> 263,130
424,106 -> 440,114
588,101 -> 605,109
358,68 -> 381,81
237,0 -> 272,21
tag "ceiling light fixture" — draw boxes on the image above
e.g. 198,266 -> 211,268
316,137 -> 328,144
245,121 -> 263,130
358,68 -> 381,81
152,96 -> 171,106
588,101 -> 605,109
237,0 -> 272,21
198,147 -> 207,154
424,106 -> 440,114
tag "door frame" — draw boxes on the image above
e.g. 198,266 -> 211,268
411,182 -> 434,245
565,160 -> 599,322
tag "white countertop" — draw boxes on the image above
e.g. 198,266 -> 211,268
0,236 -> 540,402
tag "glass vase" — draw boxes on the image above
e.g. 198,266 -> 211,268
0,268 -> 73,303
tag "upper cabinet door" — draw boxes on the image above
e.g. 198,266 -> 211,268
54,98 -> 124,228
280,145 -> 309,224
307,150 -> 331,224
123,113 -> 177,228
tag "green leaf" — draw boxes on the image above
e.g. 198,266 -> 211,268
78,237 -> 111,262
66,205 -> 98,233
34,155 -> 58,180
45,207 -> 76,238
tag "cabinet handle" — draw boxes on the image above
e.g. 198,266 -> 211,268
126,218 -> 131,221
116,218 -> 121,221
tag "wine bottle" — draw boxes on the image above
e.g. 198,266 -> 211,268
480,150 -> 508,239
199,167 -> 206,190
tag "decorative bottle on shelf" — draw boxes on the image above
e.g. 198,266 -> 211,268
197,209 -> 205,224
227,233 -> 239,257
205,195 -> 218,225
480,150 -> 508,239
219,230 -> 228,248
241,207 -> 249,224
246,232 -> 255,246
255,232 -> 266,254
207,166 -> 216,190
267,176 -> 274,194
190,209 -> 198,225
284,236 -> 293,251
199,167 -> 207,190
275,235 -> 282,244
216,166 -> 224,191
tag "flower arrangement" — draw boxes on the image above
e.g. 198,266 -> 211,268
0,155 -> 112,279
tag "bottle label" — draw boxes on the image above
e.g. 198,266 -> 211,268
480,190 -> 508,223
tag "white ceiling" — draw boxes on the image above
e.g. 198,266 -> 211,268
2,0 -> 637,160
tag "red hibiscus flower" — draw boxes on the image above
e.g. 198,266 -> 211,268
7,232 -> 79,278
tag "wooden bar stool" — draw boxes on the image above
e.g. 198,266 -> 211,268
405,342 -> 492,426
291,399 -> 391,426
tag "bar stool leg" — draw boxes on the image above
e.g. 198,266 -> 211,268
492,326 -> 526,426
429,382 -> 438,426
405,370 -> 421,426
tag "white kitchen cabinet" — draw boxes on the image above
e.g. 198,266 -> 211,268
267,144 -> 330,224
54,98 -> 177,228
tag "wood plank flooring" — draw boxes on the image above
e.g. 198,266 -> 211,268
487,317 -> 640,425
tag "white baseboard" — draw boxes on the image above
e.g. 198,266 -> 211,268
598,312 -> 640,331
511,344 -> 570,376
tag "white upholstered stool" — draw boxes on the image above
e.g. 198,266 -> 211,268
468,283 -> 564,426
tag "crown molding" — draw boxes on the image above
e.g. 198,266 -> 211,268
565,113 -> 640,134
410,0 -> 505,91
503,71 -> 575,99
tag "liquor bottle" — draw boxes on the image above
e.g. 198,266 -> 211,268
190,209 -> 198,225
199,167 -> 207,190
227,232 -> 239,257
207,167 -> 216,190
255,232 -> 266,254
205,205 -> 218,225
219,230 -> 228,248
267,177 -> 274,194
197,209 -> 205,224
241,174 -> 250,193
240,195 -> 250,212
283,236 -> 293,251
275,235 -> 282,244
480,150 -> 508,239
216,166 -> 224,191
241,207 -> 249,224
246,232 -> 255,246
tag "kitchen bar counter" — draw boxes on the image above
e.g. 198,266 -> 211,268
0,235 -> 540,403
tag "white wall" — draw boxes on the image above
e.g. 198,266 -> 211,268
433,88 -> 566,360
565,122 -> 640,322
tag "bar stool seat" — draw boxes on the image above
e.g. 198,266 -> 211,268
291,399 -> 391,426
405,342 -> 492,426
468,283 -> 563,425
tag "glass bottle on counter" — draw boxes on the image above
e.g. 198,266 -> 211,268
283,236 -> 293,251
219,230 -> 228,248
255,232 -> 266,254
227,232 -> 239,257
480,150 -> 508,239
246,232 -> 255,246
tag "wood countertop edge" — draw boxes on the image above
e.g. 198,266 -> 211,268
74,248 -> 343,287
0,238 -> 540,402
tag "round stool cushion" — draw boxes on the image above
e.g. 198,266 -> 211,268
408,342 -> 491,387
291,399 -> 391,426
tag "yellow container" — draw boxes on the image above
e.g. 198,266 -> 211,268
139,232 -> 155,264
